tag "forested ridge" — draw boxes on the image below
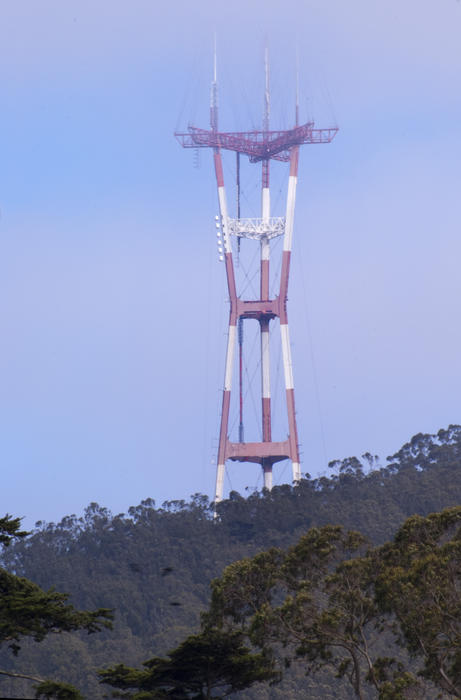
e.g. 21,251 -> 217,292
2,425 -> 461,698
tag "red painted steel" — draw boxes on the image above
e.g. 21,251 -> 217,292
213,151 -> 225,188
226,439 -> 291,461
260,259 -> 270,301
238,318 -> 244,443
286,388 -> 300,466
224,253 -> 238,319
262,159 -> 270,187
175,122 -> 338,162
262,395 -> 272,442
289,145 -> 300,176
217,390 -> 232,469
279,251 -> 291,324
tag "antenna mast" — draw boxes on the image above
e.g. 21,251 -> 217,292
295,48 -> 300,126
264,45 -> 270,132
210,34 -> 218,131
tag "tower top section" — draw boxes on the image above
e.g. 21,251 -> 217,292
210,33 -> 218,133
175,44 -> 338,163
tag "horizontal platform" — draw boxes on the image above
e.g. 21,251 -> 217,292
236,298 -> 279,320
174,123 -> 339,162
226,217 -> 285,240
226,440 -> 291,464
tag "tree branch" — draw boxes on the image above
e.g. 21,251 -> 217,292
0,668 -> 44,683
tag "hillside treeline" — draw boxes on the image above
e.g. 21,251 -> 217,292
1,425 -> 461,698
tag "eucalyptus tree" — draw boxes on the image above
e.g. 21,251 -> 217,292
0,514 -> 113,699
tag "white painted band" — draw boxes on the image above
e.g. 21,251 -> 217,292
224,325 -> 236,391
215,464 -> 225,504
262,187 -> 270,221
261,237 -> 270,261
283,175 -> 297,252
292,462 -> 301,482
261,329 -> 271,398
280,324 -> 294,390
263,469 -> 273,491
261,187 -> 271,261
218,186 -> 232,254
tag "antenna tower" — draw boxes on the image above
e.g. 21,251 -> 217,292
175,47 -> 338,508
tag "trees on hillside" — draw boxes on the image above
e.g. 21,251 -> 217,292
99,507 -> 461,698
100,506 -> 460,699
206,526 -> 391,700
376,509 -> 461,697
4,426 -> 461,697
203,507 -> 461,699
0,514 -> 113,699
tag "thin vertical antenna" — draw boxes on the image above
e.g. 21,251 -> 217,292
210,33 -> 218,131
238,317 -> 244,443
236,152 -> 241,260
236,152 -> 241,219
295,47 -> 300,127
264,44 -> 270,132
262,43 -> 270,187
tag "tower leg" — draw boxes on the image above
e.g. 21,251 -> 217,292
280,147 -> 301,484
215,322 -> 236,507
261,316 -> 272,490
213,149 -> 237,512
280,322 -> 301,482
260,177 -> 272,489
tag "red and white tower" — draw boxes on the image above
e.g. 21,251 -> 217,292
175,50 -> 337,507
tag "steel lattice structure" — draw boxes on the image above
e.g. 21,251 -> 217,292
175,49 -> 338,507
175,123 -> 337,161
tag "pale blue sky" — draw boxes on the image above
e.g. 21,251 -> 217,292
1,0 -> 460,526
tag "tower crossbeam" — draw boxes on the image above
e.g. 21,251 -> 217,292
227,216 -> 285,240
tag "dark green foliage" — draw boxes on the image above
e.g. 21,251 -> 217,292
377,672 -> 421,699
208,507 -> 461,698
100,629 -> 277,698
34,679 -> 84,699
207,525 -> 382,699
0,567 -> 112,655
1,426 -> 461,697
0,512 -> 113,698
376,508 -> 461,697
0,514 -> 28,548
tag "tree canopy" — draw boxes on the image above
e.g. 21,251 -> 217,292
100,629 -> 277,699
0,513 -> 113,699
204,507 -> 461,699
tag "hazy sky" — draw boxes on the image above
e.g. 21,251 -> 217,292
1,1 -> 460,526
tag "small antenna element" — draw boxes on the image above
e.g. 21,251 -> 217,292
210,34 -> 218,132
295,47 -> 300,126
264,44 -> 270,132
